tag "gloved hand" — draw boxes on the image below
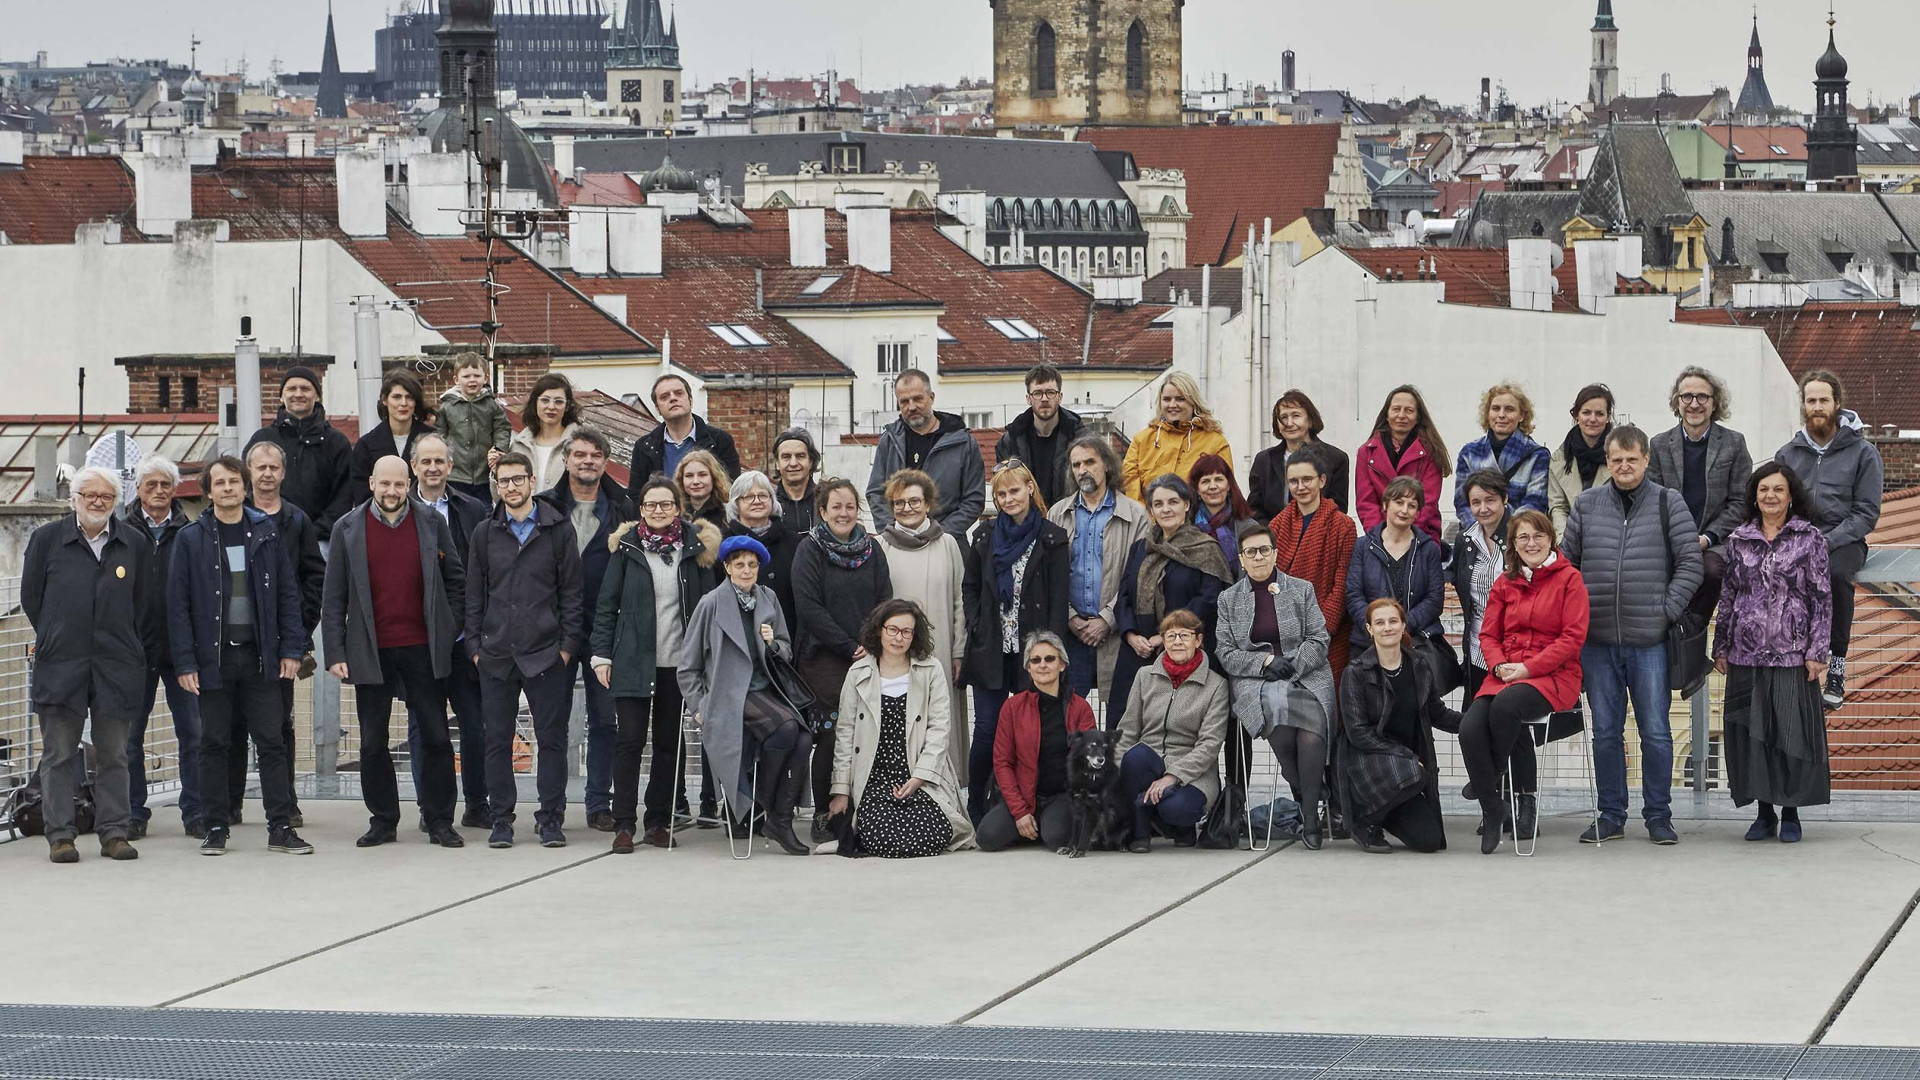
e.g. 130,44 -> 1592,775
1264,655 -> 1296,681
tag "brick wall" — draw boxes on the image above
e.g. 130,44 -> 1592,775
123,360 -> 330,418
1870,436 -> 1920,488
705,384 -> 791,474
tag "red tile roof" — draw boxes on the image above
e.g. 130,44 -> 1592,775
190,159 -> 351,242
1705,125 -> 1809,163
1434,179 -> 1505,217
1689,304 -> 1920,429
1825,486 -> 1920,789
556,172 -> 644,209
1079,125 -> 1341,266
0,156 -> 140,244
1344,246 -> 1611,314
763,265 -> 941,308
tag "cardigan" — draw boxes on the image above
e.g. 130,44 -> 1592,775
1267,500 -> 1358,678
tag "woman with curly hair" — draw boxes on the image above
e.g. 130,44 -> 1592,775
1452,381 -> 1550,529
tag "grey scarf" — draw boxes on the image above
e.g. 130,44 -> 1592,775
882,517 -> 944,551
731,584 -> 758,612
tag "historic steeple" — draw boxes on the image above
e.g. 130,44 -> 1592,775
611,0 -> 680,70
438,0 -> 499,108
1806,9 -> 1856,181
1733,11 -> 1774,120
1588,0 -> 1620,109
316,1 -> 348,120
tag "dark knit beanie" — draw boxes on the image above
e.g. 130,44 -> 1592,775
281,365 -> 321,392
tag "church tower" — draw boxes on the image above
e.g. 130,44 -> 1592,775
1806,12 -> 1856,181
606,0 -> 682,131
1588,0 -> 1619,111
991,0 -> 1183,129
317,1 -> 348,120
1733,13 -> 1774,121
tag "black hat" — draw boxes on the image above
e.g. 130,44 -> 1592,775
280,365 -> 321,392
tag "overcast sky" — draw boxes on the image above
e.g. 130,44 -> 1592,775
13,1 -> 1919,114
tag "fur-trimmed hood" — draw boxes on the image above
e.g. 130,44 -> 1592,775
611,516 -> 721,569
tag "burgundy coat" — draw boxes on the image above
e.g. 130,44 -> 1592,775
1354,431 -> 1446,541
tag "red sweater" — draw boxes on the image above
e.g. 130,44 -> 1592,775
366,508 -> 428,649
1268,501 -> 1357,678
1477,552 -> 1588,712
992,690 -> 1098,820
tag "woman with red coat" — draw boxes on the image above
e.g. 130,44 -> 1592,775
977,631 -> 1098,851
1354,385 -> 1450,541
1457,509 -> 1589,854
1268,446 -> 1358,680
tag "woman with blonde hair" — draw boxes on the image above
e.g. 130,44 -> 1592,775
1120,371 -> 1232,501
877,468 -> 971,780
1452,381 -> 1550,528
675,449 -> 732,533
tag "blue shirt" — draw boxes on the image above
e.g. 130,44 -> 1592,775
506,509 -> 537,547
661,425 -> 697,479
424,493 -> 449,522
1069,488 -> 1116,617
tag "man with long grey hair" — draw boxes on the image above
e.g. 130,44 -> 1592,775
23,466 -> 163,863
1046,434 -> 1149,705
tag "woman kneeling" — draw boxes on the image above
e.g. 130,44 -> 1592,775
1115,609 -> 1230,853
1340,598 -> 1462,853
977,631 -> 1098,852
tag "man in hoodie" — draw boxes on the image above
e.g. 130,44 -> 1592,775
995,363 -> 1087,511
866,369 -> 985,537
435,353 -> 512,503
629,373 -> 742,484
1775,370 -> 1883,710
771,427 -> 821,533
122,456 -> 203,839
244,366 -> 354,539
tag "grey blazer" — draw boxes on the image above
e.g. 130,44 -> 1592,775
321,499 -> 466,684
1215,575 -> 1337,737
1646,422 -> 1753,552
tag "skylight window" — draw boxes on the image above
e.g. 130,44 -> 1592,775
799,274 -> 842,297
1008,318 -> 1044,339
1770,145 -> 1788,155
709,324 -> 771,347
1148,310 -> 1175,328
987,318 -> 1042,341
935,324 -> 957,344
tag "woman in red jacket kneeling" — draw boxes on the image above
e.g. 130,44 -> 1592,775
977,631 -> 1098,851
1457,509 -> 1589,854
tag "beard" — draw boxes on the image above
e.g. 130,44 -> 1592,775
1075,473 -> 1101,495
76,507 -> 110,533
1805,410 -> 1836,436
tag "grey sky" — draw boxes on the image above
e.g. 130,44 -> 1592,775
12,1 -> 1919,114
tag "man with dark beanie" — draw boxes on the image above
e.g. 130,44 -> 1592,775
245,366 -> 354,538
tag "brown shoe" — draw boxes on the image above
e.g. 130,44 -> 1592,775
48,840 -> 79,864
643,826 -> 673,848
100,838 -> 140,861
611,829 -> 635,854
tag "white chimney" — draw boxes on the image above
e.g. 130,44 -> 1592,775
135,153 -> 192,236
1613,234 -> 1644,279
334,148 -> 386,239
288,132 -> 316,159
74,222 -> 123,245
0,130 -> 23,167
1092,273 -> 1144,307
552,134 -> 576,183
789,206 -> 827,267
846,206 -> 892,273
571,206 -> 609,275
1574,239 -> 1618,314
591,294 -> 628,324
607,205 -> 663,275
1898,274 -> 1920,308
407,152 -> 469,238
1506,237 -> 1555,312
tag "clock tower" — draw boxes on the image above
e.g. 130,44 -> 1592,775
606,0 -> 681,131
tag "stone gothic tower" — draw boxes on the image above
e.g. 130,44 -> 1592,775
1588,0 -> 1619,110
992,0 -> 1184,129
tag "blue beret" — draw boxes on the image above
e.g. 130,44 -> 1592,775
717,534 -> 770,566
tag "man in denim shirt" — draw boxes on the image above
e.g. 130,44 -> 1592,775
1046,435 -> 1149,705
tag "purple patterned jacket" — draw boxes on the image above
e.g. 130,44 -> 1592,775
1713,516 -> 1833,669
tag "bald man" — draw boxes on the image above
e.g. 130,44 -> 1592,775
322,455 -> 468,848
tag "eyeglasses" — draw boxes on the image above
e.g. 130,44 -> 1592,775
640,500 -> 677,511
992,458 -> 1027,474
1241,546 -> 1275,559
1027,389 -> 1062,400
881,624 -> 916,639
496,475 -> 532,488
739,491 -> 770,502
75,491 -> 116,505
1026,653 -> 1063,666
1677,393 -> 1714,405
891,497 -> 926,510
1162,630 -> 1198,644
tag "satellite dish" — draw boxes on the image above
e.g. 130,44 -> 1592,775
84,432 -> 145,506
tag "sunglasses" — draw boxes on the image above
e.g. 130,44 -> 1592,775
1026,653 -> 1064,667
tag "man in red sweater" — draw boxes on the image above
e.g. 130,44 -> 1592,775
321,456 -> 468,848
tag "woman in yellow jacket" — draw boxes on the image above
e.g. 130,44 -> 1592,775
1121,371 -> 1233,500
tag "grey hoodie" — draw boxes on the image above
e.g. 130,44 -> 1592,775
865,411 -> 986,537
1775,421 -> 1883,554
436,385 -> 513,486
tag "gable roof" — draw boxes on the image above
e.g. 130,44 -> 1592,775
1691,190 -> 1914,279
1706,125 -> 1807,163
0,156 -> 139,244
1681,302 -> 1920,429
1078,125 -> 1341,266
1580,124 -> 1694,229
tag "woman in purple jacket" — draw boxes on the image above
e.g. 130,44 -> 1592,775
1713,461 -> 1833,844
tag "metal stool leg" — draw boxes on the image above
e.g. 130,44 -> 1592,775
716,758 -> 759,861
665,711 -> 691,853
1245,738 -> 1280,852
1510,721 -> 1543,858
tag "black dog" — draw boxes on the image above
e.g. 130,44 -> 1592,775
1060,729 -> 1125,857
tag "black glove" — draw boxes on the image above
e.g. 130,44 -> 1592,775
1264,655 -> 1296,681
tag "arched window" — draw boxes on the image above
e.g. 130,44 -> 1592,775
1127,21 -> 1146,93
1051,199 -> 1064,228
1034,22 -> 1057,94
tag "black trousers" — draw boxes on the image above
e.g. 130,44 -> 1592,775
611,669 -> 687,831
1459,684 -> 1553,817
443,648 -> 488,808
1380,794 -> 1446,852
228,679 -> 301,819
1464,664 -> 1537,792
481,659 -> 573,826
357,644 -> 456,831
976,793 -> 1073,851
1830,541 -> 1867,658
197,646 -> 295,831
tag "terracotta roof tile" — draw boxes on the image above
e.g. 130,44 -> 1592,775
763,265 -> 941,308
1706,125 -> 1809,162
1709,304 -> 1920,429
0,156 -> 141,244
555,172 -> 645,208
1344,246 -> 1612,313
1079,125 -> 1340,266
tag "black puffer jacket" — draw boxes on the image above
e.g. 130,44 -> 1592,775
246,406 -> 354,535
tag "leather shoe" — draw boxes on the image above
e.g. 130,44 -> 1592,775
1745,815 -> 1777,841
127,820 -> 148,840
587,811 -> 616,833
101,837 -> 140,860
1299,827 -> 1323,851
461,804 -> 492,829
1780,819 -> 1803,843
643,826 -> 673,848
611,829 -> 636,854
1351,827 -> 1393,854
356,826 -> 399,848
48,839 -> 79,864
429,826 -> 465,848
1480,813 -> 1503,855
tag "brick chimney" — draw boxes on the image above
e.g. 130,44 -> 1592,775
116,353 -> 334,417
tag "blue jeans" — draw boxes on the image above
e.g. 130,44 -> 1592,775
130,669 -> 204,825
573,657 -> 617,815
1583,642 -> 1673,826
1066,637 -> 1098,697
1121,743 -> 1207,841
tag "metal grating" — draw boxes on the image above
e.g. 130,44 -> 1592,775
0,1007 -> 1913,1080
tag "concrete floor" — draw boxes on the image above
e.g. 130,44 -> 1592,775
4,801 -> 1915,1048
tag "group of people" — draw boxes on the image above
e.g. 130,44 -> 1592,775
21,354 -> 1881,863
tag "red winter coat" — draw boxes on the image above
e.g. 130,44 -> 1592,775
1354,431 -> 1445,541
992,689 -> 1098,820
1476,551 -> 1589,712
1268,501 -> 1358,679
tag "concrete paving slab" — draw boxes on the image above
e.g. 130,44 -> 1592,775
1815,827 -> 1920,1047
968,817 -> 1920,1044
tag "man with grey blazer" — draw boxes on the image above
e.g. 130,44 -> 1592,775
322,456 -> 467,849
1047,434 -> 1150,703
1646,366 -> 1752,623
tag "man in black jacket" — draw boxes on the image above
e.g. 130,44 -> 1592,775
994,363 -> 1087,511
771,427 -> 821,533
168,456 -> 312,856
244,366 -> 354,538
24,467 -> 162,863
241,440 -> 326,829
629,373 -> 741,484
466,451 -> 584,850
540,426 -> 632,832
323,456 -> 468,848
412,433 -> 492,826
122,457 -> 203,839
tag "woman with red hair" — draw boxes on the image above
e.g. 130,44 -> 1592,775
1188,453 -> 1256,577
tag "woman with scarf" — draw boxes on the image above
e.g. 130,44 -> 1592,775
1452,382 -> 1551,529
1268,446 -> 1358,682
791,478 -> 893,842
725,471 -> 801,622
677,535 -> 812,855
1354,384 -> 1450,541
1115,608 -> 1230,852
591,477 -> 722,852
675,449 -> 732,534
1107,474 -> 1233,730
877,469 -> 971,782
962,460 -> 1070,822
1249,389 -> 1350,519
1120,372 -> 1233,501
1188,453 -> 1256,577
1546,384 -> 1614,538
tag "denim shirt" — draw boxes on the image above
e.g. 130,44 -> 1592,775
1070,488 -> 1116,616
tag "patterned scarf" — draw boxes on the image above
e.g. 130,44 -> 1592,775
1135,522 -> 1233,624
732,584 -> 759,612
637,517 -> 682,561
991,508 -> 1043,604
811,523 -> 876,570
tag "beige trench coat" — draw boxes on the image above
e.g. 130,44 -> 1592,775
830,656 -> 976,851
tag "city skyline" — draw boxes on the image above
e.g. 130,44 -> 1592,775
10,1 -> 1918,113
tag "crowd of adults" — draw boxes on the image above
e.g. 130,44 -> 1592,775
21,354 -> 1880,862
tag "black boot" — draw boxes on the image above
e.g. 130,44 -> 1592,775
764,763 -> 811,856
1480,809 -> 1504,854
1513,793 -> 1537,839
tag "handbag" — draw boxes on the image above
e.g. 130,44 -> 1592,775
766,651 -> 819,717
1658,490 -> 1711,698
1199,779 -> 1246,849
1420,631 -> 1464,696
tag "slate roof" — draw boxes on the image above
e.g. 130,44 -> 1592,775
1691,190 -> 1915,279
1453,189 -> 1582,247
1855,122 -> 1920,170
1580,123 -> 1694,229
553,132 -> 1132,201
1142,267 -> 1243,314
1078,125 -> 1341,266
1678,302 -> 1920,430
1603,92 -> 1725,124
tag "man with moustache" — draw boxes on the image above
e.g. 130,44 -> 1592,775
1045,434 -> 1149,702
411,433 -> 493,826
121,457 -> 202,839
1647,366 -> 1753,625
1775,370 -> 1883,710
771,427 -> 822,533
866,369 -> 986,536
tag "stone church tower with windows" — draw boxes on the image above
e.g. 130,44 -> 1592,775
991,0 -> 1183,129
